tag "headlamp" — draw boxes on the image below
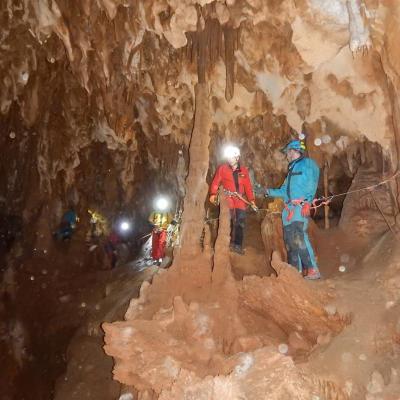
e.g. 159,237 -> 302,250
222,145 -> 240,160
154,196 -> 170,211
119,220 -> 131,232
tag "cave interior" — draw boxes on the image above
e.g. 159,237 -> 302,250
1,1 -> 400,399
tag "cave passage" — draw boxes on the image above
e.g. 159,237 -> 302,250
2,1 -> 400,399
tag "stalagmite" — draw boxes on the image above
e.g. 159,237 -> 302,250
174,83 -> 212,263
212,194 -> 233,284
261,200 -> 286,263
324,162 -> 330,229
240,252 -> 347,343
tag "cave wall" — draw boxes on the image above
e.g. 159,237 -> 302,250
2,1 -> 400,397
0,0 -> 400,322
1,2 -> 400,295
2,1 -> 400,224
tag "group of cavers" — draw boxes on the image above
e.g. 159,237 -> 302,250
150,137 -> 321,279
53,208 -> 126,268
52,203 -> 180,269
210,138 -> 321,280
53,138 -> 321,279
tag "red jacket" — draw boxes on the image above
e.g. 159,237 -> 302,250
210,163 -> 254,209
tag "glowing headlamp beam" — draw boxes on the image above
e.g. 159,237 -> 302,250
119,221 -> 131,232
222,145 -> 240,160
155,197 -> 169,211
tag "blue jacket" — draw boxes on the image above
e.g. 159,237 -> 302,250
267,157 -> 320,225
62,209 -> 77,227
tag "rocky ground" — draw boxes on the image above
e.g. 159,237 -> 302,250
35,212 -> 399,400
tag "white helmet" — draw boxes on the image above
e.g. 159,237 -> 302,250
223,145 -> 240,159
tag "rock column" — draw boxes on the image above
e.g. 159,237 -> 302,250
173,83 -> 213,282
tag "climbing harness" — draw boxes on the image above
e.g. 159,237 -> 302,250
281,170 -> 400,222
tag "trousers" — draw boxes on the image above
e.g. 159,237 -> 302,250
152,229 -> 167,260
283,220 -> 317,271
230,208 -> 246,248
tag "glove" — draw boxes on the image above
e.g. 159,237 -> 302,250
250,201 -> 258,212
209,194 -> 218,205
301,202 -> 311,217
253,184 -> 265,197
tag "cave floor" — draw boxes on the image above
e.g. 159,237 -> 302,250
3,215 -> 400,399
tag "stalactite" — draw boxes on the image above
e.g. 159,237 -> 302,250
190,32 -> 198,65
224,26 -> 235,102
208,19 -> 217,66
197,27 -> 207,83
138,46 -> 143,89
346,0 -> 372,53
359,139 -> 366,164
184,14 -> 235,87
216,20 -> 223,61
235,24 -> 241,51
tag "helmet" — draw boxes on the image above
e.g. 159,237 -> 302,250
282,140 -> 306,154
223,145 -> 240,159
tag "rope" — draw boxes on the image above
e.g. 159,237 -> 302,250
310,170 -> 400,209
223,189 -> 259,211
204,209 -> 281,224
205,170 -> 400,223
138,233 -> 152,241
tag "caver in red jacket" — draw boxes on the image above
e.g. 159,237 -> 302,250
210,163 -> 255,209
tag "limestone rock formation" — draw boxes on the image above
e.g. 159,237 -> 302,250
103,251 -> 347,398
157,347 -> 348,400
2,0 -> 400,208
3,0 -> 400,398
339,166 -> 396,238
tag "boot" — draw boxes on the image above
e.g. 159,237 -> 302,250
230,244 -> 245,255
304,268 -> 321,280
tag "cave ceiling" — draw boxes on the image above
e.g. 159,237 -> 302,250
1,0 -> 400,206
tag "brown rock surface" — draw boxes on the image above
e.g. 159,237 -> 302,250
3,0 -> 400,398
157,347 -> 348,400
103,250 -> 347,396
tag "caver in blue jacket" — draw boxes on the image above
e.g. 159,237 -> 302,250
267,156 -> 320,225
54,208 -> 78,241
267,155 -> 320,276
